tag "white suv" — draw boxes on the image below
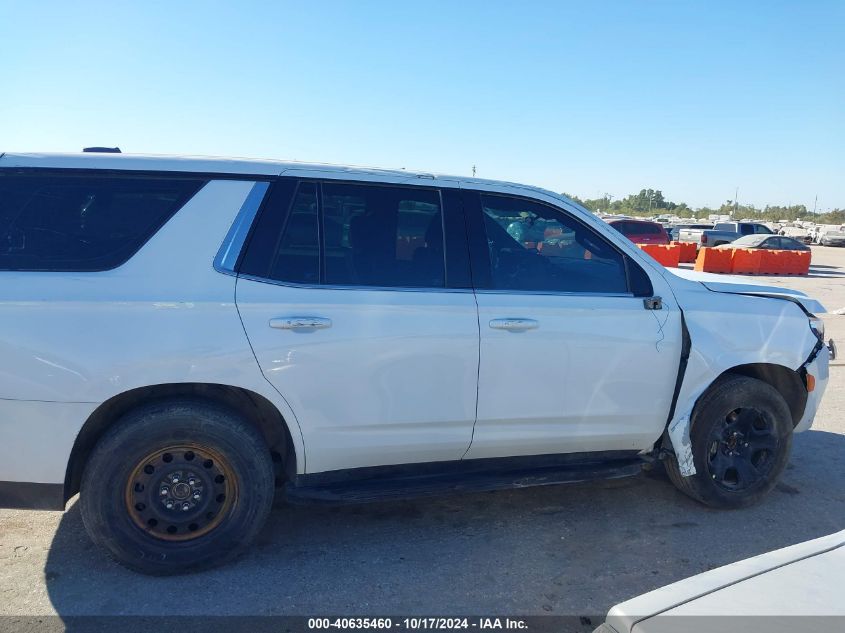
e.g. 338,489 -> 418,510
0,152 -> 830,574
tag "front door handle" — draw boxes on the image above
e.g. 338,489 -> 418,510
489,318 -> 539,331
269,317 -> 332,330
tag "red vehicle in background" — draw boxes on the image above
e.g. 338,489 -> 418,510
607,219 -> 670,245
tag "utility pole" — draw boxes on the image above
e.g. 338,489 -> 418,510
813,194 -> 817,218
472,165 -> 476,177
733,187 -> 739,218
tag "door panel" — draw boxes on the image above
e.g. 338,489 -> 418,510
235,179 -> 479,474
467,292 -> 681,459
237,282 -> 479,473
462,190 -> 682,460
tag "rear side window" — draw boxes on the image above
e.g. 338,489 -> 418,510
322,182 -> 444,288
0,173 -> 204,271
239,180 -> 447,289
624,222 -> 663,236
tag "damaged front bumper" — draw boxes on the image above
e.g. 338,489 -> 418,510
794,343 -> 831,433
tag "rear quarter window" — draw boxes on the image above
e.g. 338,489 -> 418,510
0,172 -> 205,271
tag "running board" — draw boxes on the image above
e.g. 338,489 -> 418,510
285,457 -> 645,505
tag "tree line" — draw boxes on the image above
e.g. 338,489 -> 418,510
563,189 -> 845,225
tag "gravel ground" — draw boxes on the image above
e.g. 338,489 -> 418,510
1,246 -> 843,623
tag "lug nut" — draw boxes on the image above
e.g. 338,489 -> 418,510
171,475 -> 180,484
182,503 -> 191,511
165,501 -> 174,509
192,492 -> 201,500
188,479 -> 196,486
160,487 -> 169,496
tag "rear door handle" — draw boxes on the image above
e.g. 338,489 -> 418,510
489,318 -> 539,331
269,317 -> 332,330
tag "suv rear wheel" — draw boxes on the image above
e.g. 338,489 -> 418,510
666,375 -> 793,508
79,399 -> 274,575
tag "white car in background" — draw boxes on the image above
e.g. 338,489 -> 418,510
0,151 -> 832,574
597,530 -> 845,633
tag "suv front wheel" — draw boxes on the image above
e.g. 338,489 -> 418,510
79,399 -> 275,575
665,374 -> 793,509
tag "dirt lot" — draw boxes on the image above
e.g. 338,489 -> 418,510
1,246 -> 843,623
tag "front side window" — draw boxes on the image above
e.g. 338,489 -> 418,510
0,172 -> 204,271
479,194 -> 628,294
322,183 -> 445,288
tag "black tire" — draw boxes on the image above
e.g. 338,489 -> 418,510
79,399 -> 274,575
665,375 -> 793,509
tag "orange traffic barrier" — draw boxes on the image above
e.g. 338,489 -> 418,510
671,241 -> 698,263
694,247 -> 811,276
730,248 -> 764,274
694,247 -> 732,273
762,249 -> 794,274
639,243 -> 680,268
793,250 -> 811,275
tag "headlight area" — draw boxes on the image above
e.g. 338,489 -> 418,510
808,314 -> 836,361
808,314 -> 825,342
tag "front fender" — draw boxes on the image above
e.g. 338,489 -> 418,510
664,289 -> 818,473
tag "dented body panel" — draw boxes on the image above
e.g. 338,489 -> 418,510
659,270 -> 827,465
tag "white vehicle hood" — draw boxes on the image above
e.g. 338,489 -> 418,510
605,530 -> 845,632
667,268 -> 826,314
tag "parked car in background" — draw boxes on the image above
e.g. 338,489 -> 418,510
596,529 -> 845,633
714,234 -> 811,252
606,219 -> 670,244
0,152 -> 831,575
817,229 -> 845,247
779,226 -> 813,244
678,221 -> 773,248
667,223 -> 712,242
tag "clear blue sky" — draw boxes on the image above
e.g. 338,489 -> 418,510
1,1 -> 843,210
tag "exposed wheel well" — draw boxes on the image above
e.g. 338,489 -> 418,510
718,363 -> 807,426
64,383 -> 297,503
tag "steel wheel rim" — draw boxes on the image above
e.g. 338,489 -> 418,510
706,407 -> 779,492
124,443 -> 238,542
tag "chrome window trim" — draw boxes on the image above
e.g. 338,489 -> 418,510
474,289 -> 636,298
213,181 -> 271,275
236,272 -> 474,294
236,272 -> 633,298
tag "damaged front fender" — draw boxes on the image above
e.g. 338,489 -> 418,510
661,284 -> 822,476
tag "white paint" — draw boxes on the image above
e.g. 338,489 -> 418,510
0,153 -> 830,491
235,281 -> 480,473
605,530 -> 845,632
667,414 -> 696,476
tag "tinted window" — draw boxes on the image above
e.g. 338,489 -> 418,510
714,223 -> 735,231
264,182 -> 319,284
0,173 -> 203,271
322,183 -> 445,288
624,222 -> 663,236
740,224 -> 755,235
480,194 -> 628,294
